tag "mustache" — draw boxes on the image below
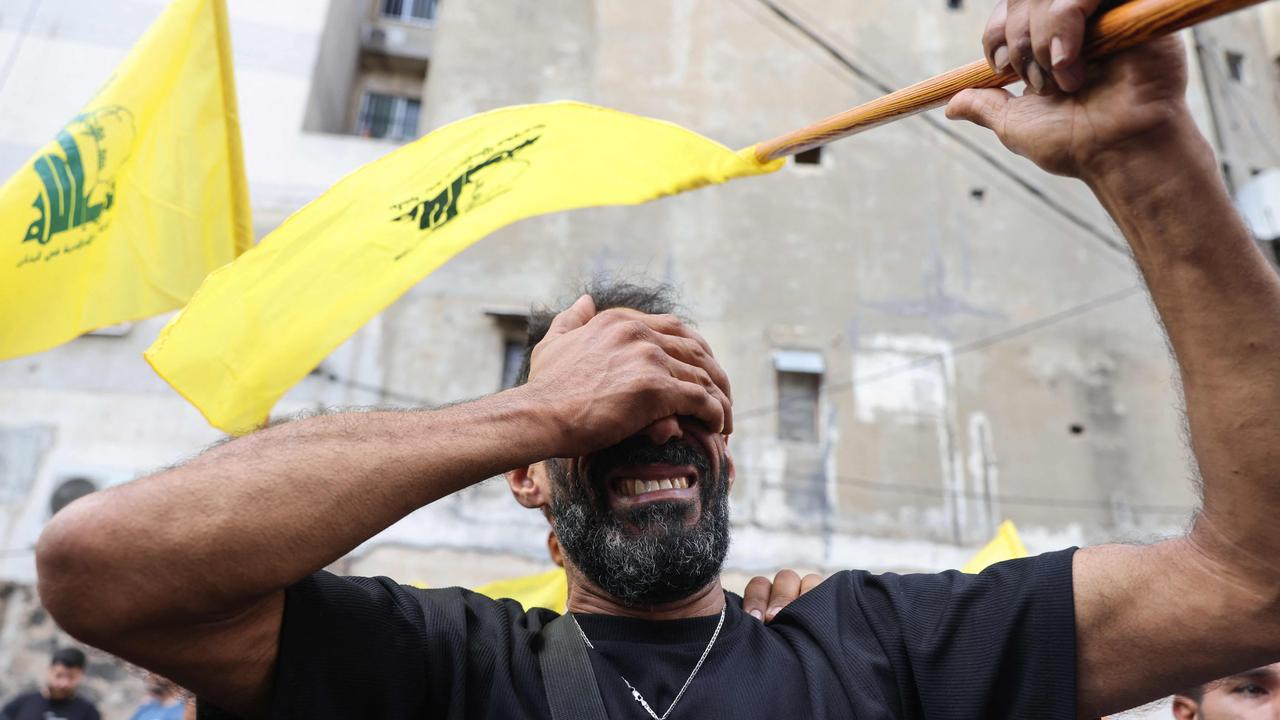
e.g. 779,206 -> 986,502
585,437 -> 713,485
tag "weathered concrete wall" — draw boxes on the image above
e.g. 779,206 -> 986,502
0,583 -> 148,720
0,0 -> 1273,608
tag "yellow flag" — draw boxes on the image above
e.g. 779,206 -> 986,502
474,567 -> 569,614
961,520 -> 1030,574
0,0 -> 251,361
145,101 -> 782,433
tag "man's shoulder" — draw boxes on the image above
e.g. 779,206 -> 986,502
3,690 -> 41,709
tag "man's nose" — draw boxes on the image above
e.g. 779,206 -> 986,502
642,416 -> 683,446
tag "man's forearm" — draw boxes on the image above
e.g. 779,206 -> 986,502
1086,117 -> 1280,576
37,387 -> 553,635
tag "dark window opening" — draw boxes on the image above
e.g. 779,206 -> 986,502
777,371 -> 821,442
356,92 -> 421,141
947,0 -> 964,9
50,477 -> 97,516
1226,51 -> 1246,82
970,187 -> 986,202
795,147 -> 823,165
489,312 -> 530,390
500,338 -> 525,390
1069,423 -> 1085,436
382,0 -> 440,23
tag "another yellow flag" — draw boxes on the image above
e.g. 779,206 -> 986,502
474,567 -> 569,614
0,0 -> 250,361
146,101 -> 782,433
961,520 -> 1030,574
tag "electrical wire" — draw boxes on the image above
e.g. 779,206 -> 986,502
736,284 -> 1145,421
749,467 -> 1195,516
310,368 -> 435,407
747,0 -> 1131,258
1196,34 -> 1280,164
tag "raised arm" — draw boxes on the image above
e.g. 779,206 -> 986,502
948,2 -> 1280,717
35,297 -> 733,718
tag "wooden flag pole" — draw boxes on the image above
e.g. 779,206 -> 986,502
754,0 -> 1271,162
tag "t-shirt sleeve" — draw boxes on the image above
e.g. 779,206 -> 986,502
266,570 -> 547,719
267,571 -> 433,718
842,548 -> 1078,719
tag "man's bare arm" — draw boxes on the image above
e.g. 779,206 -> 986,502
951,2 -> 1280,716
36,299 -> 733,718
1067,117 -> 1280,716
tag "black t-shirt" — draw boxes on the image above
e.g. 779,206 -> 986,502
259,548 -> 1077,719
0,692 -> 100,720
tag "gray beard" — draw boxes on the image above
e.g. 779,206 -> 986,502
546,443 -> 731,607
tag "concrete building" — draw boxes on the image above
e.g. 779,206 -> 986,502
1,1 -> 1279,714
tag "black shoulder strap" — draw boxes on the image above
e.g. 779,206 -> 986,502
537,614 -> 611,720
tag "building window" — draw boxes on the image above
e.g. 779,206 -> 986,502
947,0 -> 964,9
488,311 -> 530,390
1226,51 -> 1246,82
355,92 -> 421,141
795,147 -> 823,165
500,339 -> 525,390
381,0 -> 440,24
774,350 -> 824,443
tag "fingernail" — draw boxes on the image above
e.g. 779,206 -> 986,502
1050,36 -> 1067,67
1026,62 -> 1045,93
993,45 -> 1010,72
749,609 -> 763,620
767,606 -> 783,618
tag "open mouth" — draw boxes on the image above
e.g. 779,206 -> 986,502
605,464 -> 700,505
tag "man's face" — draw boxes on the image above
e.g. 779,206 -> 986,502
1176,664 -> 1280,720
544,417 -> 733,606
46,663 -> 83,700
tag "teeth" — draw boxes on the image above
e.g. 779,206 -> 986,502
618,477 -> 692,496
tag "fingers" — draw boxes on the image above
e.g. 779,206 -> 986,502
648,332 -> 732,402
745,571 -> 825,623
668,377 -> 727,436
1007,0 -> 1102,94
1038,0 -> 1101,92
743,576 -> 771,621
600,310 -> 734,431
544,294 -> 596,340
661,356 -> 730,433
764,570 -> 801,622
800,573 -> 824,595
1003,0 -> 1034,88
945,88 -> 1013,134
983,2 -> 1011,72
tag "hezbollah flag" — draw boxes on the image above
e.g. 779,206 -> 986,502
146,101 -> 782,433
961,520 -> 1030,573
0,0 -> 250,360
474,568 -> 569,614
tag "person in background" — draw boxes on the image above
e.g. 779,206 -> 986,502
1173,663 -> 1280,720
130,673 -> 187,720
0,647 -> 100,720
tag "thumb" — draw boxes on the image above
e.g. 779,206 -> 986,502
946,88 -> 1013,133
544,294 -> 596,340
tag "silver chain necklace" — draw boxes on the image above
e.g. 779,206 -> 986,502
568,605 -> 726,720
